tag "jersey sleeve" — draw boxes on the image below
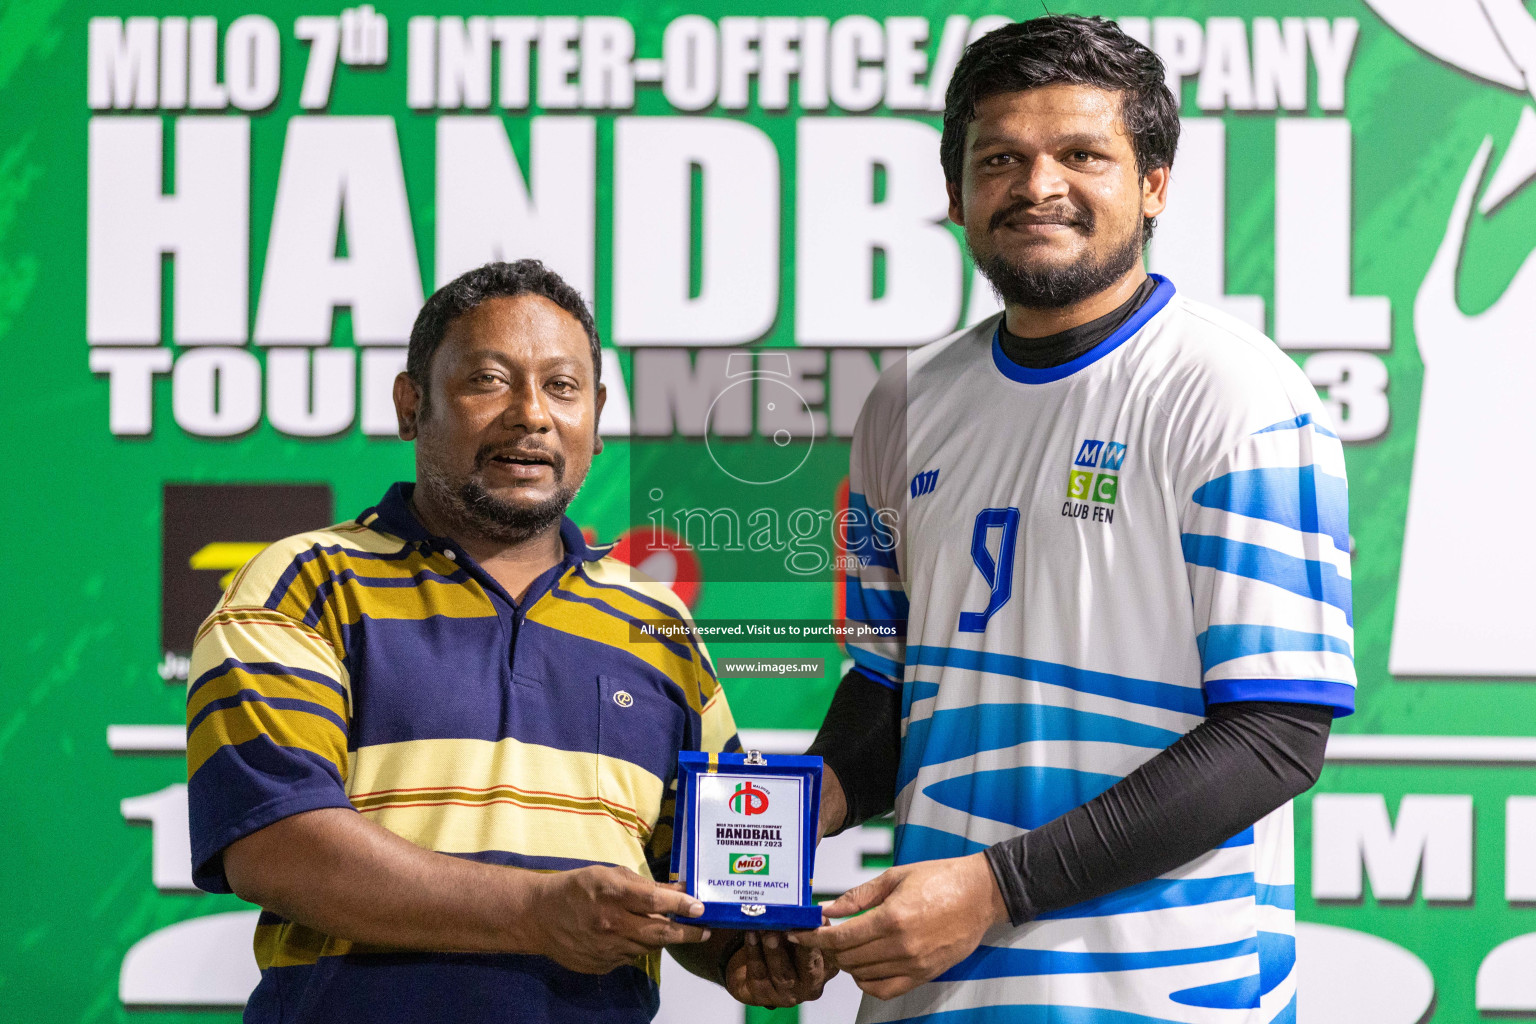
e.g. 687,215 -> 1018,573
186,542 -> 355,893
842,365 -> 909,690
1181,413 -> 1357,715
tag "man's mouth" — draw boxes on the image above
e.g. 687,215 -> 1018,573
481,449 -> 560,481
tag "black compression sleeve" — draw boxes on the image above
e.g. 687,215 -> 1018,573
806,667 -> 902,836
984,700 -> 1333,925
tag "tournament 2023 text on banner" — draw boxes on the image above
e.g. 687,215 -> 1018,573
3,0 -> 1534,1021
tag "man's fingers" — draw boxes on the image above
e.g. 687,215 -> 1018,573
788,905 -> 892,953
632,918 -> 711,947
816,871 -> 900,920
821,934 -> 912,973
621,879 -> 705,918
760,932 -> 798,994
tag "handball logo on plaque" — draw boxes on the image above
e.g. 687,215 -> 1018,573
670,751 -> 824,928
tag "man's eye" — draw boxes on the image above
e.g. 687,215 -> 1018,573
986,153 -> 1013,166
548,380 -> 576,394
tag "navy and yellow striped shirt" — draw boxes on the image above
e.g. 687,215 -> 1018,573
187,482 -> 738,1023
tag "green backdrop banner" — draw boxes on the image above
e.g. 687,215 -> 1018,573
4,0 -> 1535,1020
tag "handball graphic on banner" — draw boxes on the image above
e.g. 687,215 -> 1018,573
1367,0 -> 1536,677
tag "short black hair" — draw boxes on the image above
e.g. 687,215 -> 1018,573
407,260 -> 601,398
940,16 -> 1179,235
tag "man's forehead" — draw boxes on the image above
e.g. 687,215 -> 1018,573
440,294 -> 588,356
968,84 -> 1128,144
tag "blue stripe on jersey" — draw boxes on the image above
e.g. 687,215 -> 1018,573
1191,465 -> 1350,552
907,646 -> 1205,716
898,703 -> 1182,792
188,658 -> 349,704
849,646 -> 902,688
1181,534 -> 1353,626
1253,413 -> 1339,440
1170,974 -> 1260,1010
1272,994 -> 1299,1024
873,1005 -> 1189,1024
1259,931 -> 1296,994
1197,625 -> 1352,671
1221,826 -> 1255,848
187,690 -> 348,738
991,275 -> 1176,385
1256,883 -> 1295,910
847,491 -> 899,570
845,575 -> 910,623
937,936 -> 1256,981
1039,873 -> 1254,921
923,765 -> 1123,831
894,823 -> 989,864
1204,677 -> 1355,715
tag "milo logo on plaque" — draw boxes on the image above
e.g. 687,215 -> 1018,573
729,781 -> 770,816
729,853 -> 769,875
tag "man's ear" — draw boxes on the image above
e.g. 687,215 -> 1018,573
592,382 -> 608,455
947,179 -> 966,227
394,372 -> 422,440
1142,164 -> 1170,220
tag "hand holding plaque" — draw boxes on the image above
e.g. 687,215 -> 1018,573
669,750 -> 824,930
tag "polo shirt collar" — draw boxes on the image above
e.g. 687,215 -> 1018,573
365,481 -> 604,565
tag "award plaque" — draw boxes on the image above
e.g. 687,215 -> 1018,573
670,750 -> 824,929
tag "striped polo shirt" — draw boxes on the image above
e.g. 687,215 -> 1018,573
187,482 -> 738,1024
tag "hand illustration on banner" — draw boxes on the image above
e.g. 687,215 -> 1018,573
1369,0 -> 1536,676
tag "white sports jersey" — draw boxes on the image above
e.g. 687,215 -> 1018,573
843,276 -> 1355,1024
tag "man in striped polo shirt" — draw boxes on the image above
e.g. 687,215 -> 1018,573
187,261 -> 759,1022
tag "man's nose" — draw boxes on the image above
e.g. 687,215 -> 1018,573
500,377 -> 554,433
1011,155 -> 1070,205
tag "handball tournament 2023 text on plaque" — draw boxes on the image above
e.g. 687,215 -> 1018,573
670,750 -> 824,929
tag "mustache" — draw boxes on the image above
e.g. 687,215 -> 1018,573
989,200 -> 1094,234
476,441 -> 565,476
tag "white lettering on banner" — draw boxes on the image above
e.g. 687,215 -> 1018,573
120,785 -> 197,892
172,348 -> 262,437
1197,18 -> 1255,111
435,117 -> 596,300
360,348 -> 407,437
491,18 -> 539,110
224,16 -> 281,111
436,16 -> 492,110
1275,118 -> 1391,349
1148,15 -> 1358,112
159,18 -> 188,109
267,349 -> 357,437
87,117 -> 249,346
1147,118 -> 1265,330
613,118 -> 778,345
254,117 -> 423,346
1312,794 -> 1474,901
796,118 -> 959,345
1478,933 -> 1536,1013
1295,923 -> 1436,1024
1506,797 -> 1536,902
84,15 -> 1395,436
1303,352 -> 1390,442
90,349 -> 172,435
88,17 -> 158,109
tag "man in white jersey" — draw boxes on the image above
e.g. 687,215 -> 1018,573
792,16 -> 1353,1024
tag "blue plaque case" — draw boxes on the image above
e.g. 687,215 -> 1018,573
670,750 -> 824,930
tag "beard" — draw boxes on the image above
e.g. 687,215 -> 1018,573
971,200 -> 1145,310
416,441 -> 580,546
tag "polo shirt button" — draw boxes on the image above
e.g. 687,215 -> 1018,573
444,549 -> 457,560
613,690 -> 634,708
